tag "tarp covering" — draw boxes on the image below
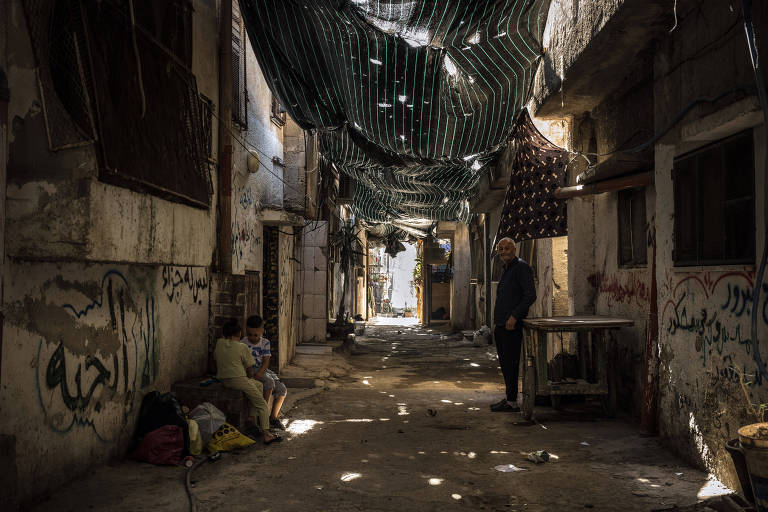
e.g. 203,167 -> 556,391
240,0 -> 552,229
495,111 -> 568,244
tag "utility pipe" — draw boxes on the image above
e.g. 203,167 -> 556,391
218,0 -> 233,272
554,172 -> 651,199
0,65 -> 7,387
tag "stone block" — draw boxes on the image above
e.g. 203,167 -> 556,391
314,272 -> 326,296
314,247 -> 327,269
302,245 -> 314,268
302,293 -> 313,318
314,294 -> 326,319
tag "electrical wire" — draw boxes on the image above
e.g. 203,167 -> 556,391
205,102 -> 349,236
742,0 -> 768,383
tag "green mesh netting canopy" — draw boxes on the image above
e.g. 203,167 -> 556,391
241,0 -> 552,230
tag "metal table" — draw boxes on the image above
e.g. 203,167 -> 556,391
520,315 -> 634,420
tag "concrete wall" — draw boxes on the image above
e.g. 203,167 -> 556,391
1,1 -> 219,502
451,223 -> 471,330
278,229 -> 296,368
300,222 -> 328,342
2,263 -> 208,498
532,0 -> 768,489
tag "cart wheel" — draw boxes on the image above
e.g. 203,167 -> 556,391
550,395 -> 562,410
520,356 -> 536,421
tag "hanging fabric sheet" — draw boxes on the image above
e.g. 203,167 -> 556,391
495,111 -> 568,244
239,0 -> 552,229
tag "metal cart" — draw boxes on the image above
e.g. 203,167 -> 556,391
519,316 -> 634,420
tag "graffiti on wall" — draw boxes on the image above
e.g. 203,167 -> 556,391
161,265 -> 208,305
231,216 -> 260,266
31,270 -> 158,441
588,271 -> 650,306
661,270 -> 768,385
238,185 -> 255,210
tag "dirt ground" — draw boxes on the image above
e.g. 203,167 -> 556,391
30,319 -> 734,512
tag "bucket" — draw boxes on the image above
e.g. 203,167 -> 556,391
353,321 -> 365,336
726,438 -> 755,504
738,423 -> 768,510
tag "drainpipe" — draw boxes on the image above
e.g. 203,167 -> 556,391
484,213 -> 492,328
641,223 -> 659,434
0,65 -> 7,385
218,0 -> 233,273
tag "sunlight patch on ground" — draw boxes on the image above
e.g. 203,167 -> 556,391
340,473 -> 362,482
451,494 -> 462,500
397,405 -> 409,416
441,399 -> 452,403
697,475 -> 733,499
428,478 -> 444,486
286,419 -> 323,435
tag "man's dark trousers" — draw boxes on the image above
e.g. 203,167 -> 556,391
495,325 -> 523,403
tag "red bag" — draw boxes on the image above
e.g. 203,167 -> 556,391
131,425 -> 184,466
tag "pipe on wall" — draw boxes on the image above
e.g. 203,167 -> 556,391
218,0 -> 233,273
554,172 -> 651,199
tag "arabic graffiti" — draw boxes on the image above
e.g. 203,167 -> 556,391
588,271 -> 650,306
661,270 -> 768,383
161,265 -> 208,305
231,216 -> 261,266
238,185 -> 254,210
35,270 -> 157,441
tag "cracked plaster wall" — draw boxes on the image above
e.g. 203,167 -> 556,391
533,0 -> 768,489
1,0 -> 219,503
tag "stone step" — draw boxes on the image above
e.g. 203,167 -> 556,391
296,343 -> 333,355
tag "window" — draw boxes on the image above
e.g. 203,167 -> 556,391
271,94 -> 286,127
673,130 -> 755,266
69,0 -> 212,208
232,0 -> 248,127
618,188 -> 647,266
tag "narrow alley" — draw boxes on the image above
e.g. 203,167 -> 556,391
4,1 -> 768,510
31,320 -> 716,512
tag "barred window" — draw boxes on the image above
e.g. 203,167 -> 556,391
673,130 -> 755,266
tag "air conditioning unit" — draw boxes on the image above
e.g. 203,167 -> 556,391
338,174 -> 355,204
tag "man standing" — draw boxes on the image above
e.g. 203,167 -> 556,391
490,238 -> 536,412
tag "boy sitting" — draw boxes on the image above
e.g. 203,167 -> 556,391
242,315 -> 287,430
214,318 -> 281,444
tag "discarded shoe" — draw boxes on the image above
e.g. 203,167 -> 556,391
490,401 -> 520,413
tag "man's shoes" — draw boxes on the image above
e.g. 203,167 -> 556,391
269,417 -> 285,430
490,400 -> 520,412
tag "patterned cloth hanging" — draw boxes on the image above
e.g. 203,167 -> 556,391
495,111 -> 568,244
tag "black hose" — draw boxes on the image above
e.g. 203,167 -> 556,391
184,456 -> 209,512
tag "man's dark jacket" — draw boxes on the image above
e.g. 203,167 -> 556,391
493,257 -> 536,327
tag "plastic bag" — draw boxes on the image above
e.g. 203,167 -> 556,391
205,423 -> 255,452
189,402 -> 226,444
131,425 -> 184,466
187,419 -> 203,456
132,391 -> 189,456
